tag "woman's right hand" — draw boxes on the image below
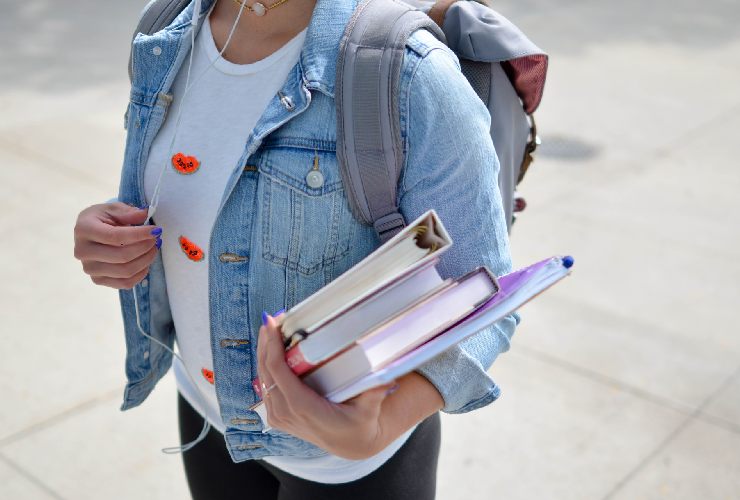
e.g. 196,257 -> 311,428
73,202 -> 162,289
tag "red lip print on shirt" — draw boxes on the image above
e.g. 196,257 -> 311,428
179,235 -> 205,261
201,368 -> 215,385
172,153 -> 201,174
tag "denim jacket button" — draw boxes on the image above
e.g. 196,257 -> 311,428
152,46 -> 162,56
277,91 -> 295,111
305,170 -> 324,188
230,417 -> 260,425
236,444 -> 263,451
141,278 -> 149,287
220,338 -> 250,348
219,252 -> 249,263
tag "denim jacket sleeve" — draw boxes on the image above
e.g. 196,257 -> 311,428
399,30 -> 520,414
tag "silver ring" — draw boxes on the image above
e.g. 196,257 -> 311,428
261,381 -> 277,398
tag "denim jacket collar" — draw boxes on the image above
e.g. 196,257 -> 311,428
154,0 -> 358,99
299,0 -> 358,98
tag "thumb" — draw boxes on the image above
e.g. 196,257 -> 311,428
347,382 -> 397,413
105,202 -> 149,226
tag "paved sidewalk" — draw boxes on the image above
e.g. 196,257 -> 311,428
1,0 -> 738,498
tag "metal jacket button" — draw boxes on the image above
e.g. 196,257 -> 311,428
230,417 -> 260,425
306,170 -> 324,188
220,338 -> 250,348
306,151 -> 324,188
236,444 -> 263,451
278,91 -> 295,111
219,252 -> 248,263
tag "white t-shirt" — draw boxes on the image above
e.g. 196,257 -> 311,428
143,14 -> 413,484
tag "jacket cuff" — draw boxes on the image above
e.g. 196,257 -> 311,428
413,315 -> 517,413
413,346 -> 498,414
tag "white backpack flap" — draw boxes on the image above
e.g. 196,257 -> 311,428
407,0 -> 548,230
439,0 -> 547,114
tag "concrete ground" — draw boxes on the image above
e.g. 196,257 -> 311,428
1,0 -> 738,498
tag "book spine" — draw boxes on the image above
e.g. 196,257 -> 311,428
285,345 -> 315,376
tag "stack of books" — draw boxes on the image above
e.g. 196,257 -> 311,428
251,209 -> 573,422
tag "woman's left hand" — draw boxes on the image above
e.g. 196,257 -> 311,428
257,312 -> 398,460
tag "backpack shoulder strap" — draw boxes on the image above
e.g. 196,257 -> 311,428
128,0 -> 191,82
336,0 -> 445,243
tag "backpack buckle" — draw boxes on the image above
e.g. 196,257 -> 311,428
373,212 -> 406,243
518,114 -> 540,184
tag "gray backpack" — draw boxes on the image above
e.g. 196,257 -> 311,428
129,0 -> 547,242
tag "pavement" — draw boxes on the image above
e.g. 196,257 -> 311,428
1,0 -> 738,499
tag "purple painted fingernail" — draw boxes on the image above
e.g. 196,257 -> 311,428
138,204 -> 149,210
150,227 -> 162,236
385,383 -> 400,396
155,237 -> 162,249
273,308 -> 285,316
262,310 -> 269,326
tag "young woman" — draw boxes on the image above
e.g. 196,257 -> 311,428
73,0 -> 517,497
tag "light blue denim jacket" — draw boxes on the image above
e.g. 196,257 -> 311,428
118,0 -> 518,462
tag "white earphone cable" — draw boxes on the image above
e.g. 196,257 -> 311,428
148,0 -> 248,223
132,289 -> 213,454
135,0 -> 249,454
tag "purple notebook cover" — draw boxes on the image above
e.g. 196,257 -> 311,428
471,257 -> 556,317
325,256 -> 570,402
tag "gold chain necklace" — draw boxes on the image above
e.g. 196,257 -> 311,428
231,0 -> 291,16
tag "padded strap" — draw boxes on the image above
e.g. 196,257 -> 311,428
336,0 -> 446,243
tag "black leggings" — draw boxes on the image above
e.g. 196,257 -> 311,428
178,393 -> 441,500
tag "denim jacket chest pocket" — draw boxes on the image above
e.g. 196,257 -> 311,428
254,139 -> 357,277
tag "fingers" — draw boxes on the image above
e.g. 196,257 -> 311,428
75,203 -> 159,247
257,314 -> 284,427
85,222 -> 160,246
103,202 -> 150,226
74,203 -> 162,290
262,379 -> 293,431
256,313 -> 395,452
90,265 -> 151,290
256,310 -> 287,390
75,237 -> 156,264
257,315 -> 272,389
258,313 -> 326,431
82,244 -> 158,279
262,314 -> 321,405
